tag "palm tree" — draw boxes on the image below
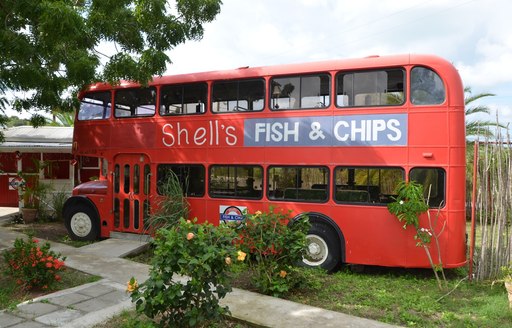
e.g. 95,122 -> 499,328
46,110 -> 75,127
464,87 -> 498,139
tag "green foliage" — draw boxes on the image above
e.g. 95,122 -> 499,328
3,235 -> 66,290
237,209 -> 310,297
0,0 -> 222,138
130,219 -> 239,328
146,171 -> 189,232
387,181 -> 428,229
50,190 -> 70,221
283,266 -> 512,328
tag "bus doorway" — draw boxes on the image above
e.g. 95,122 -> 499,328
113,154 -> 151,234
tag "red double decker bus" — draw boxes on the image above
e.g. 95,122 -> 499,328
64,54 -> 466,271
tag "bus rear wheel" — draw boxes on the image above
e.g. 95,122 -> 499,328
303,222 -> 341,272
64,204 -> 99,241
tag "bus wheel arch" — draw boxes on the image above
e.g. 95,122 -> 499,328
63,196 -> 100,241
292,212 -> 345,272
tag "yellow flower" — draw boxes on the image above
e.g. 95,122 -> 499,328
279,270 -> 287,278
225,257 -> 232,265
186,232 -> 195,240
126,278 -> 138,293
255,210 -> 262,216
237,250 -> 247,261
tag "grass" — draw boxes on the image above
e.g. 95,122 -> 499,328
130,246 -> 512,327
283,266 -> 512,328
92,310 -> 253,328
0,258 -> 100,310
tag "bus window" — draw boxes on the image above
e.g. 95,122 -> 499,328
209,165 -> 263,199
271,74 -> 330,110
410,167 -> 445,208
336,69 -> 405,107
411,67 -> 446,105
334,167 -> 404,204
160,83 -> 207,115
212,79 -> 264,112
114,87 -> 156,118
157,164 -> 205,197
78,92 -> 111,120
268,166 -> 328,202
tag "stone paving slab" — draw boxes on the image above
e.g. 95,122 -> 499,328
0,280 -> 129,328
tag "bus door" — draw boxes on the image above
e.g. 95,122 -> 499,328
113,154 -> 151,234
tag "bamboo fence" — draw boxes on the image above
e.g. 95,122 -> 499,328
472,127 -> 512,281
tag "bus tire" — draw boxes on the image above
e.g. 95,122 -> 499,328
303,221 -> 341,272
64,203 -> 99,241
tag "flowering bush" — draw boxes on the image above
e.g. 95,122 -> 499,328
237,208 -> 310,297
130,218 -> 239,327
3,235 -> 66,290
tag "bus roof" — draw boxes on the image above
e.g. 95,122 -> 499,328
84,54 -> 456,93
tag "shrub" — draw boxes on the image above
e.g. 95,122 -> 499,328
144,171 -> 189,233
130,218 -> 239,328
237,208 -> 310,297
3,235 -> 66,290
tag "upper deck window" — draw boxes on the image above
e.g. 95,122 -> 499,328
78,92 -> 111,120
336,69 -> 405,107
270,74 -> 330,110
212,79 -> 264,112
114,87 -> 156,118
160,83 -> 207,115
410,67 -> 445,105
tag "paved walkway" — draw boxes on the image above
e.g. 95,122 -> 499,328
0,207 -> 400,328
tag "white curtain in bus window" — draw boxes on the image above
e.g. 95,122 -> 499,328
114,87 -> 156,118
212,79 -> 264,112
410,67 -> 446,105
271,74 -> 330,110
78,92 -> 111,120
336,69 -> 405,107
160,83 -> 207,115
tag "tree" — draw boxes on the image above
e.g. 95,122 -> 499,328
46,111 -> 75,127
464,86 -> 497,139
0,0 -> 222,140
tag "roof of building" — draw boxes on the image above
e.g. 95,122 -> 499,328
0,126 -> 73,153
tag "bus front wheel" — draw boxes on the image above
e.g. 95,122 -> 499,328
64,204 -> 99,241
303,222 -> 341,272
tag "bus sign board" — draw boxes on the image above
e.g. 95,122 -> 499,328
161,113 -> 407,148
244,113 -> 407,147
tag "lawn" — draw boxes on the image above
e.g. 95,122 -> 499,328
132,246 -> 512,328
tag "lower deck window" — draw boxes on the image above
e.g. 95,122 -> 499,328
209,165 -> 263,199
334,167 -> 404,204
268,166 -> 329,202
157,164 -> 205,197
410,167 -> 446,208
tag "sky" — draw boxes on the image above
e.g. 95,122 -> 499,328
6,0 -> 512,131
164,0 -> 512,132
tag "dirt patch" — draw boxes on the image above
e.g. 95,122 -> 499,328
9,221 -> 69,243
